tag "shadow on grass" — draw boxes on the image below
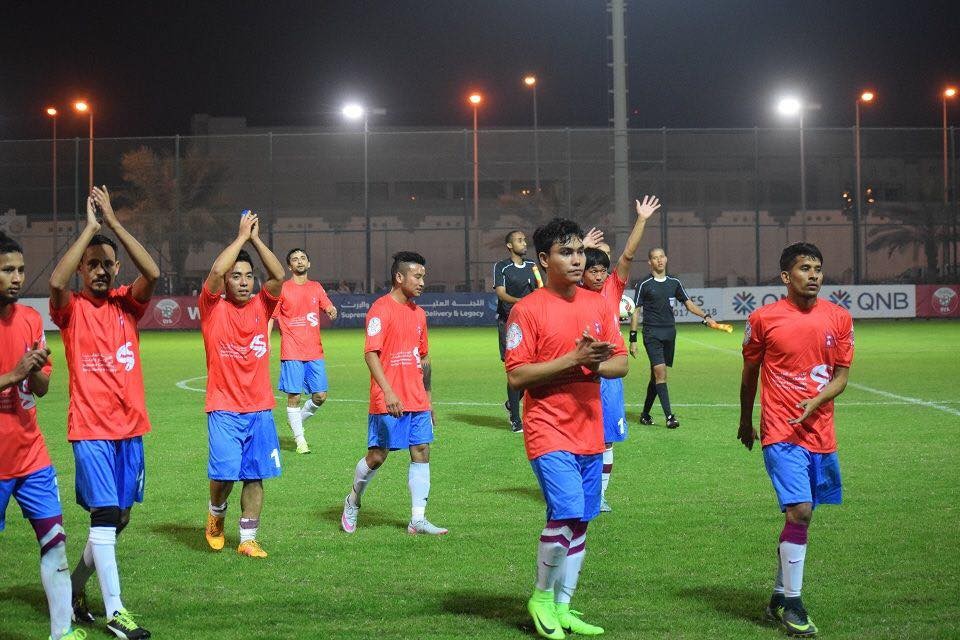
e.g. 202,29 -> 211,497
448,413 -> 511,430
676,585 -> 769,626
278,436 -> 297,453
439,589 -> 531,634
151,522 -> 214,553
493,486 -> 544,503
318,503 -> 408,531
0,583 -> 47,618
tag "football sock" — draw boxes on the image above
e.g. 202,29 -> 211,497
300,398 -> 320,421
209,500 -> 228,518
555,521 -> 588,604
774,546 -> 785,594
88,526 -> 123,617
507,386 -> 523,423
779,521 -> 809,598
408,462 -> 431,521
655,382 -> 673,417
239,517 -> 259,544
536,520 -> 573,592
32,517 -> 71,638
70,541 -> 95,593
349,457 -> 378,506
601,447 -> 613,496
287,407 -> 305,439
643,379 -> 657,415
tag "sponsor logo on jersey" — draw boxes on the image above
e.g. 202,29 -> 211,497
733,291 -> 757,315
367,317 -> 382,336
116,342 -> 136,372
810,364 -> 831,391
505,322 -> 522,350
250,334 -> 267,359
413,346 -> 422,369
307,312 -> 319,327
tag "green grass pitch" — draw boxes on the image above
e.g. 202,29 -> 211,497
1,320 -> 958,639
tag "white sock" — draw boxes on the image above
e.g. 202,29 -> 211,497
40,541 -> 72,638
779,541 -> 807,597
300,399 -> 320,421
349,457 -> 378,506
555,533 -> 587,605
239,517 -> 259,544
287,407 -> 305,439
89,526 -> 123,617
774,547 -> 785,594
409,462 -> 430,522
535,523 -> 572,592
209,501 -> 228,518
71,540 -> 95,593
601,447 -> 613,496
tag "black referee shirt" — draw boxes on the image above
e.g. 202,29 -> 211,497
633,275 -> 690,328
494,259 -> 539,320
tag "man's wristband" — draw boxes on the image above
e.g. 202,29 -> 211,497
702,314 -> 712,325
629,330 -> 638,343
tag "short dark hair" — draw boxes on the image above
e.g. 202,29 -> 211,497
234,250 -> 254,269
779,242 -> 823,272
584,247 -> 610,271
391,251 -> 426,281
648,247 -> 665,260
87,234 -> 118,253
505,230 -> 523,245
286,247 -> 308,265
0,231 -> 22,256
533,218 -> 583,257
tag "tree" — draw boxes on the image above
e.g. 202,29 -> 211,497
490,182 -> 611,248
115,145 -> 229,293
866,202 -> 953,282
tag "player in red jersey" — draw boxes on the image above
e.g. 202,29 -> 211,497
49,187 -> 158,639
340,251 -> 447,536
505,218 -> 628,638
581,195 -> 660,512
200,212 -> 285,558
0,232 -> 86,640
267,248 -> 337,454
739,242 -> 854,638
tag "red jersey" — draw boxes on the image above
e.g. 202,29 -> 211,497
271,279 -> 333,361
599,270 -> 628,327
364,294 -> 430,414
742,297 -> 854,453
50,287 -> 151,441
200,284 -> 279,413
505,287 -> 627,461
0,305 -> 53,479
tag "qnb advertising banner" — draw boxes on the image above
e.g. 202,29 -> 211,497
916,285 -> 960,318
722,285 -> 916,320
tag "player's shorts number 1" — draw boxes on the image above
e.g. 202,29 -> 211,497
270,448 -> 281,469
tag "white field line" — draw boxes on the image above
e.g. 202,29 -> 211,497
684,337 -> 960,417
174,374 -> 958,410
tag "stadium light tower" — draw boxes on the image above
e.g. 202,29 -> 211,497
469,93 -> 482,226
776,95 -> 820,239
523,75 -> 540,193
943,87 -> 957,206
854,90 -> 875,284
46,107 -> 58,254
342,102 -> 385,294
73,100 -> 93,192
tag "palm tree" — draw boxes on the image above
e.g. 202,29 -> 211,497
866,202 -> 953,282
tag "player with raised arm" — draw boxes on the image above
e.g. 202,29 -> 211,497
0,232 -> 86,640
581,195 -> 659,511
266,248 -> 337,454
739,242 -> 853,638
506,218 -> 628,638
493,230 -> 542,432
628,246 -> 719,428
340,251 -> 446,536
49,187 -> 158,639
201,212 -> 285,558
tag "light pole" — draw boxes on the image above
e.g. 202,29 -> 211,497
854,90 -> 875,283
469,93 -> 482,226
524,75 -> 540,193
777,96 -> 819,240
342,103 -> 385,294
943,87 -> 957,276
45,107 -> 58,254
73,100 -> 93,192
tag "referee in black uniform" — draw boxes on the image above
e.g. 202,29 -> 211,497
494,229 -> 542,432
629,247 -> 718,428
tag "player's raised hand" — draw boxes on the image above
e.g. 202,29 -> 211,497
635,195 -> 661,220
737,421 -> 759,450
84,195 -> 102,233
788,398 -> 820,425
238,211 -> 258,241
582,227 -> 605,249
91,186 -> 118,227
384,389 -> 404,417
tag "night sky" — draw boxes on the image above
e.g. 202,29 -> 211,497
1,0 -> 957,139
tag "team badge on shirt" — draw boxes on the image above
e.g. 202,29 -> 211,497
825,333 -> 836,348
505,322 -> 522,350
367,317 -> 382,336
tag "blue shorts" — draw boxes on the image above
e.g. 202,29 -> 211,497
367,412 -> 433,451
73,438 -> 145,511
0,465 -> 62,531
763,442 -> 842,511
600,377 -> 628,443
278,359 -> 328,395
530,451 -> 603,522
208,410 -> 282,481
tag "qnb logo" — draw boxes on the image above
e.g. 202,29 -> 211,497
829,290 -> 852,309
250,334 -> 267,359
732,292 -> 757,315
116,342 -> 136,372
307,312 -> 319,327
810,364 -> 832,392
